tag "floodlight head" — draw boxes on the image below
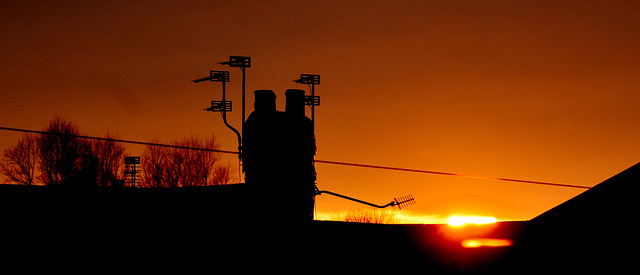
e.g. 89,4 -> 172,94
219,56 -> 251,68
205,101 -> 232,112
124,156 -> 140,165
192,71 -> 230,84
304,95 -> 320,106
294,74 -> 320,85
210,70 -> 229,82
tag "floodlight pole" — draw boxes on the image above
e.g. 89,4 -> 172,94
294,74 -> 321,220
310,81 -> 315,133
219,56 -> 251,157
294,74 -> 320,134
218,56 -> 251,182
124,156 -> 140,188
241,66 -> 246,136
193,71 -> 239,148
218,78 -> 241,154
192,70 -> 242,181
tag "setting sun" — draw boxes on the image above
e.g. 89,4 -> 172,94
447,216 -> 497,226
461,238 -> 513,248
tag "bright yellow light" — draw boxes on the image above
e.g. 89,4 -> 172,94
461,238 -> 513,248
447,216 -> 497,226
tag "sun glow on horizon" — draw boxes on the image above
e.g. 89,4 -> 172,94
461,238 -> 513,248
316,211 -> 504,225
447,216 -> 497,226
315,210 -> 451,224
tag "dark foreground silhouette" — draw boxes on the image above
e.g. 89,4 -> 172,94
1,162 -> 638,273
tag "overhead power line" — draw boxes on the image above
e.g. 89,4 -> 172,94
0,126 -> 237,154
0,126 -> 591,189
314,160 -> 590,189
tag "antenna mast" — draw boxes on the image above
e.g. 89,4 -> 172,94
193,68 -> 243,181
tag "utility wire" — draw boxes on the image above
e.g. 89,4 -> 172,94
0,126 -> 237,154
314,160 -> 590,189
0,126 -> 591,189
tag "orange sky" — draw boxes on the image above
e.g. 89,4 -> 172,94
1,0 -> 639,223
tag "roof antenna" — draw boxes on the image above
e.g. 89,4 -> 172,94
316,189 -> 416,210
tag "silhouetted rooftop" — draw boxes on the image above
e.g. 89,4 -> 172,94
2,162 -> 638,273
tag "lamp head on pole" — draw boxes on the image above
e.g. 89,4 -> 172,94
209,70 -> 230,82
294,74 -> 320,85
219,56 -> 251,68
192,70 -> 229,83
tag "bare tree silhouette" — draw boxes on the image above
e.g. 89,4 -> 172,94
34,117 -> 127,188
340,209 -> 398,224
210,163 -> 235,185
92,134 -> 125,187
165,140 -> 185,188
37,116 -> 88,187
141,139 -> 169,188
140,135 -> 229,187
2,116 -> 233,188
0,133 -> 39,185
75,141 -> 99,188
181,135 -> 220,186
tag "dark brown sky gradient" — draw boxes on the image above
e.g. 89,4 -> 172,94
1,1 -> 639,222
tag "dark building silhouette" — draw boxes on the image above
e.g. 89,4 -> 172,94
505,161 -> 640,273
243,89 -> 316,221
1,152 -> 637,272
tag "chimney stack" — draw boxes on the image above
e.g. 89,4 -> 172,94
253,90 -> 276,112
285,89 -> 306,117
